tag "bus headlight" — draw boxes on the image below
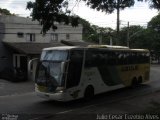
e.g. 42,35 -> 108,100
55,87 -> 65,93
57,90 -> 64,93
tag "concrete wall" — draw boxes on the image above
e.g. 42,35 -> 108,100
0,15 -> 83,43
0,22 -> 14,78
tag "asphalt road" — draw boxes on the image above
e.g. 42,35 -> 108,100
0,65 -> 160,120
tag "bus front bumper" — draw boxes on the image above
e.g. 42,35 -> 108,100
36,91 -> 66,101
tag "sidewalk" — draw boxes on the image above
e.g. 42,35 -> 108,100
0,79 -> 34,96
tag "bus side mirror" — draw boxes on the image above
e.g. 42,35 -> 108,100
28,58 -> 39,81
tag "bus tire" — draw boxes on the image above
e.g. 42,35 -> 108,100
84,85 -> 94,101
131,77 -> 138,88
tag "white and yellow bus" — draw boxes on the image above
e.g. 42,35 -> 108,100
32,45 -> 150,101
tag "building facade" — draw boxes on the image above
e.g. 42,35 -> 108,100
0,15 -> 83,81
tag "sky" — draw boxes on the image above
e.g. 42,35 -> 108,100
0,0 -> 159,30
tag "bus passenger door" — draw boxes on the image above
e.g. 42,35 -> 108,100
66,50 -> 83,99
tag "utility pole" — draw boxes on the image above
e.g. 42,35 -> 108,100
99,31 -> 102,45
117,0 -> 120,34
127,21 -> 130,47
116,0 -> 120,45
110,35 -> 113,46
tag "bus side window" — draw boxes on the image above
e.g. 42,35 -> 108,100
137,53 -> 143,63
142,53 -> 148,63
85,51 -> 92,67
66,50 -> 83,88
108,52 -> 117,65
128,52 -> 134,64
145,52 -> 150,63
107,52 -> 112,65
94,52 -> 105,66
118,52 -> 124,65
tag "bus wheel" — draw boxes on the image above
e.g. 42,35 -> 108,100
84,85 -> 94,101
131,77 -> 138,88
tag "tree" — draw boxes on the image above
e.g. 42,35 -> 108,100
116,24 -> 160,51
78,18 -> 95,41
148,13 -> 160,31
0,8 -> 13,15
138,0 -> 160,9
83,0 -> 135,33
26,0 -> 160,35
26,0 -> 140,34
26,0 -> 79,34
148,0 -> 160,10
147,13 -> 160,51
79,18 -> 113,44
116,25 -> 144,46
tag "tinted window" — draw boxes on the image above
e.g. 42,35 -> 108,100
85,49 -> 150,67
41,50 -> 68,61
66,50 -> 83,88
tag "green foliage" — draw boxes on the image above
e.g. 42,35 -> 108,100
78,18 -> 114,44
117,25 -> 144,46
149,0 -> 160,10
26,0 -> 79,34
145,13 -> 160,51
0,8 -> 13,15
129,29 -> 153,49
82,0 -> 135,13
137,0 -> 160,10
26,0 -> 160,49
82,20 -> 160,52
79,18 -> 95,42
148,13 -> 160,31
26,0 -> 140,34
81,4 -> 160,51
115,23 -> 160,52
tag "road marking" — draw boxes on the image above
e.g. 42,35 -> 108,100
56,109 -> 73,114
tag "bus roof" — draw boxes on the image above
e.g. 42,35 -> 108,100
43,46 -> 80,51
42,45 -> 149,52
87,45 -> 149,52
88,45 -> 129,49
130,49 -> 149,52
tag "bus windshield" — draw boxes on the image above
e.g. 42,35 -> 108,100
36,61 -> 63,85
35,50 -> 68,92
41,50 -> 68,61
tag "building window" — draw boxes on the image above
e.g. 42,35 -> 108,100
66,34 -> 70,40
17,32 -> 24,38
51,33 -> 58,42
26,33 -> 35,42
